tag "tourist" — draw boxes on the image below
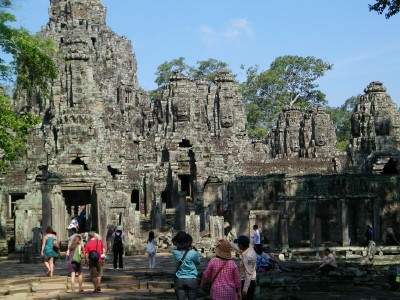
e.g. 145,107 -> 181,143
254,244 -> 277,273
112,225 -> 125,269
84,232 -> 105,293
232,235 -> 257,300
67,234 -> 84,293
67,217 -> 79,237
146,231 -> 157,269
172,232 -> 200,300
201,239 -> 241,300
41,226 -> 59,277
318,248 -> 337,275
252,225 -> 261,246
385,227 -> 400,246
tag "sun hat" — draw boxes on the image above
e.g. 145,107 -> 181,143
215,239 -> 232,259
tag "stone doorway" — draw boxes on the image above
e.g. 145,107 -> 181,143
62,189 -> 98,235
7,193 -> 26,253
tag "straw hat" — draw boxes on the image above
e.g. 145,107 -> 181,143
215,239 -> 232,259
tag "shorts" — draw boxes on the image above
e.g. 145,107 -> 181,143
70,261 -> 82,274
89,262 -> 103,278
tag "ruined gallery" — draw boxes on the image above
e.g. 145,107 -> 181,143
1,0 -> 400,256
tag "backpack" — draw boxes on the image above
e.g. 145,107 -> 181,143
72,245 -> 82,264
113,231 -> 123,249
146,241 -> 156,255
88,240 -> 100,264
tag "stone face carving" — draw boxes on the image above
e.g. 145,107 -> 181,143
270,107 -> 337,159
350,82 -> 400,172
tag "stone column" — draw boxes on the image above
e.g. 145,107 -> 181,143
341,199 -> 350,246
280,214 -> 289,249
309,200 -> 317,247
373,198 -> 381,243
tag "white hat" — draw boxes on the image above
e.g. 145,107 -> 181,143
117,225 -> 123,231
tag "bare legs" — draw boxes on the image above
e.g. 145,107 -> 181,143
70,272 -> 83,293
44,257 -> 54,277
93,277 -> 101,292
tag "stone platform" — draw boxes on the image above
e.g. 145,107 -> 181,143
0,254 -> 400,299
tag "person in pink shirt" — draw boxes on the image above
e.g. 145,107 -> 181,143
201,239 -> 241,300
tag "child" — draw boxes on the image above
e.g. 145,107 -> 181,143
146,231 -> 157,269
67,234 -> 84,293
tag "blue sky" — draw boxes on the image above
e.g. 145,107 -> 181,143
11,0 -> 400,107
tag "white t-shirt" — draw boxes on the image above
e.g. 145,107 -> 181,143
253,229 -> 261,245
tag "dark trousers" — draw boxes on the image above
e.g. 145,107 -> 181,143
175,278 -> 198,300
242,280 -> 256,300
113,247 -> 123,269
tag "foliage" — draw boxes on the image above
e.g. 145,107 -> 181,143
246,102 -> 268,139
191,58 -> 229,82
154,57 -> 231,87
0,0 -> 57,170
154,57 -> 189,87
370,0 -> 400,18
0,91 -> 40,170
241,55 -> 332,135
326,96 -> 358,151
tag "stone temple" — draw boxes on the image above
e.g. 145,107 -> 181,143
1,0 -> 400,255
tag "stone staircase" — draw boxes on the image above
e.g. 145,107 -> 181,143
0,272 -> 180,300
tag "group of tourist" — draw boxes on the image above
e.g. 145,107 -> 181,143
40,225 -> 117,293
170,231 -> 258,300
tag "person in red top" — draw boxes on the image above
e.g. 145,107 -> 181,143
84,232 -> 105,292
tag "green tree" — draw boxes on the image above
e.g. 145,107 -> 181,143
327,96 -> 358,151
370,0 -> 400,18
190,58 -> 229,82
0,0 -> 57,170
154,57 -> 190,87
152,57 -> 232,101
241,55 -> 332,130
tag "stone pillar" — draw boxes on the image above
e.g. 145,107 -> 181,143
185,211 -> 200,243
176,192 -> 186,230
280,214 -> 289,249
210,215 -> 224,242
373,198 -> 381,243
309,200 -> 317,247
341,199 -> 350,246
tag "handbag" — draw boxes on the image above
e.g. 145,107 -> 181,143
202,260 -> 228,294
88,239 -> 100,264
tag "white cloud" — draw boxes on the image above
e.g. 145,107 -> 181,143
199,18 -> 254,48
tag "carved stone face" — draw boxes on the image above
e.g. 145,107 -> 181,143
173,99 -> 190,122
62,38 -> 90,61
219,93 -> 234,128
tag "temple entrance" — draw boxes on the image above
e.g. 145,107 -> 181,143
7,193 -> 26,253
62,188 -> 98,234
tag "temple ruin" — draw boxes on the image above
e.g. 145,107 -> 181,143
1,0 -> 400,256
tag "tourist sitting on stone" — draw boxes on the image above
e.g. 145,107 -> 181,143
385,227 -> 400,246
318,248 -> 337,275
67,234 -> 84,293
232,235 -> 257,300
254,244 -> 277,273
146,231 -> 157,269
41,226 -> 59,277
112,225 -> 126,270
172,231 -> 200,300
84,232 -> 105,293
201,239 -> 241,300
